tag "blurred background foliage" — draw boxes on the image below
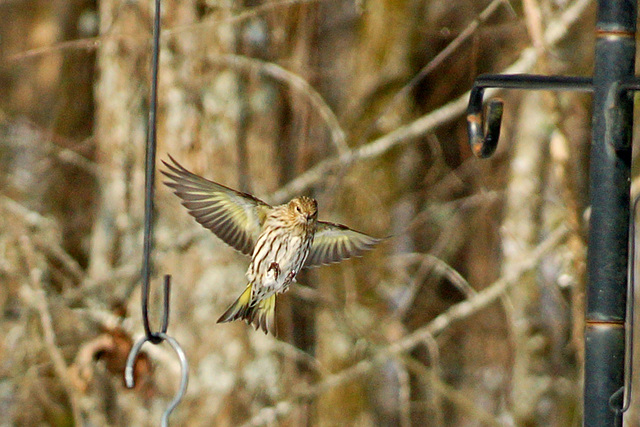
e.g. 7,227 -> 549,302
3,0 -> 638,425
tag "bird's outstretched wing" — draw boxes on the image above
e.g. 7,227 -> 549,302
162,155 -> 271,256
304,221 -> 381,267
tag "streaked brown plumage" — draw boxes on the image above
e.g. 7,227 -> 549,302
162,155 -> 381,335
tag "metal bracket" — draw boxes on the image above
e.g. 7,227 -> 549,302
467,72 -> 640,418
466,74 -> 592,157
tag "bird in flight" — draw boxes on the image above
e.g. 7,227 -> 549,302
162,155 -> 381,336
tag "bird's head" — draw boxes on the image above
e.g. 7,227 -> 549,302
288,196 -> 318,225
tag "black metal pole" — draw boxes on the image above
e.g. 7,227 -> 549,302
585,1 -> 636,426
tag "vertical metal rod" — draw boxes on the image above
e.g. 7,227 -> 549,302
126,1 -> 189,424
142,0 -> 163,343
585,1 -> 636,425
610,194 -> 640,414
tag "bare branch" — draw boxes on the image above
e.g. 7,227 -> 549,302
522,0 -> 546,57
1,195 -> 57,230
397,360 -> 412,427
376,0 -> 513,126
18,235 -> 84,425
404,356 -> 505,427
269,0 -> 592,203
1,196 -> 84,285
210,54 -> 349,155
7,0 -> 329,63
420,332 -> 445,427
241,225 -> 569,426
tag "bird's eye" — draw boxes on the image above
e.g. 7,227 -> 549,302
295,205 -> 302,213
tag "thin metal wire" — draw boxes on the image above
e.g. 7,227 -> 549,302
141,0 -> 166,344
124,0 -> 189,425
609,193 -> 639,415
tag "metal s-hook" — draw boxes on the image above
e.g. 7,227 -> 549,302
125,332 -> 189,427
124,0 -> 189,424
466,74 -> 593,158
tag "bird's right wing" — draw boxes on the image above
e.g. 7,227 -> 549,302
162,155 -> 271,256
304,221 -> 381,267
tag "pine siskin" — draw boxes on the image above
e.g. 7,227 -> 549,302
162,155 -> 381,335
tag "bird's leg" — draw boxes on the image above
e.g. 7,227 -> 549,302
268,262 -> 280,281
281,270 -> 297,292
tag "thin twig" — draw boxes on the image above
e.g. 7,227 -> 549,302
397,359 -> 412,427
18,236 -> 84,426
240,225 -> 569,426
376,0 -> 513,126
1,196 -> 85,285
392,252 -> 477,319
522,0 -> 546,57
272,340 -> 328,376
269,0 -> 592,204
404,356 -> 504,427
164,0 -> 330,39
33,238 -> 85,284
7,0 -> 328,63
420,332 -> 445,427
210,54 -> 348,155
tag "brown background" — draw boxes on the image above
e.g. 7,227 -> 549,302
2,0 -> 637,426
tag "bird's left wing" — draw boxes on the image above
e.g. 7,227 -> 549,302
162,155 -> 271,256
304,221 -> 381,267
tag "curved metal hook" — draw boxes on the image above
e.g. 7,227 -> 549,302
466,74 -> 593,158
467,85 -> 503,158
142,274 -> 171,343
125,332 -> 190,427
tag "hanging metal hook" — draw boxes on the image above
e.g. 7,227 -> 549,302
138,0 -> 173,343
125,332 -> 190,427
124,0 -> 189,424
467,86 -> 503,158
466,74 -> 593,158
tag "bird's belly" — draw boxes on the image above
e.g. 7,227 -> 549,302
247,234 -> 306,295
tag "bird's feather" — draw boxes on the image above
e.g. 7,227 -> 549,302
162,155 -> 271,255
305,221 -> 381,267
217,283 -> 276,335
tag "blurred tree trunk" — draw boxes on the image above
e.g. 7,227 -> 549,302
502,91 -> 553,424
503,91 -> 581,425
90,1 -> 288,424
0,0 -> 600,425
0,1 -> 99,425
0,0 -> 97,274
312,1 -> 418,425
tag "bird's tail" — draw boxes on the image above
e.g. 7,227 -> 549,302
217,284 -> 277,336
